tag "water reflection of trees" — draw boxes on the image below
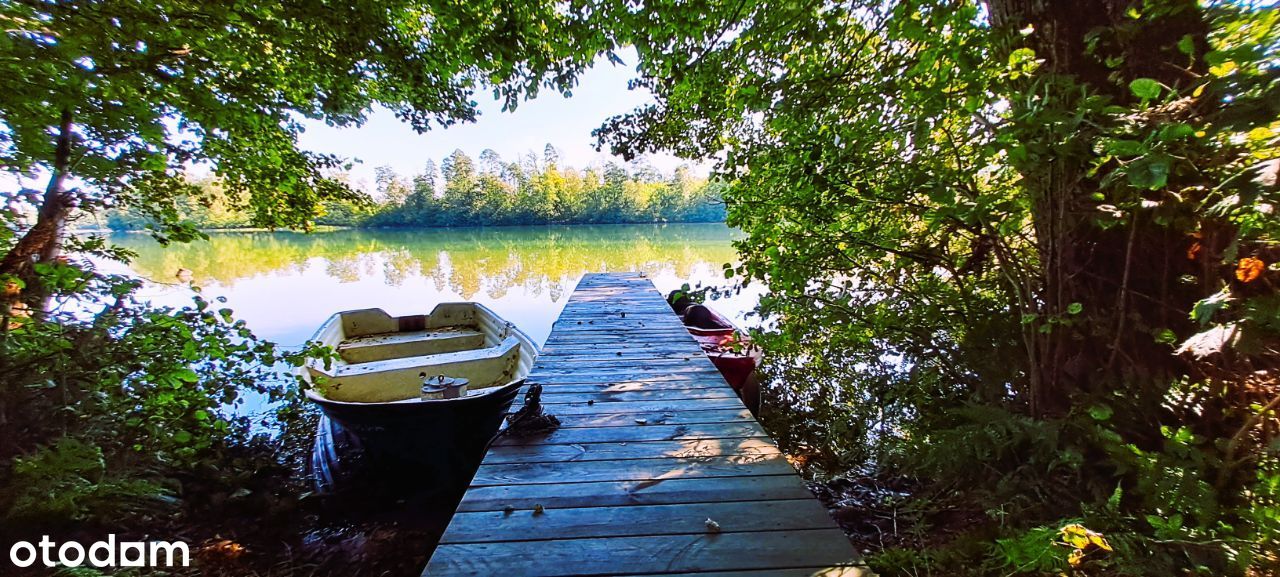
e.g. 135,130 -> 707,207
112,224 -> 740,299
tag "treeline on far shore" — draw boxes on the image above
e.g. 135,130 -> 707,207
101,146 -> 727,231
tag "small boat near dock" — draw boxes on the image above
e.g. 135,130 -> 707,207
666,289 -> 762,414
300,303 -> 538,495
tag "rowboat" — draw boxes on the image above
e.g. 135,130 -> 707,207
666,291 -> 762,414
300,304 -> 538,495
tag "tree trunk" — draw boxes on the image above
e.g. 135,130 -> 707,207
984,0 -> 1209,418
1,108 -> 75,288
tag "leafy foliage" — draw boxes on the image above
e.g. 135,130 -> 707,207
597,0 -> 1280,573
1,0 -> 621,231
0,256 -> 329,533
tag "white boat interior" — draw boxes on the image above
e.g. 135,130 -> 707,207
302,304 -> 537,404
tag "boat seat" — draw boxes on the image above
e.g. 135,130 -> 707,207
337,327 -> 485,364
316,339 -> 522,403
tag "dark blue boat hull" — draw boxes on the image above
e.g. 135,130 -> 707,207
309,379 -> 524,496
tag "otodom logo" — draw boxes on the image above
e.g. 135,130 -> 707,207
8,535 -> 189,569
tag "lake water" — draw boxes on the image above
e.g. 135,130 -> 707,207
109,224 -> 761,353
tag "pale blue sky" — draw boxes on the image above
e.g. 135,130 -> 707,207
1,53 -> 699,198
298,53 -> 698,192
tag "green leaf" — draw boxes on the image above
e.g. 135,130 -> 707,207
1066,302 -> 1083,315
1102,139 -> 1146,157
1191,289 -> 1231,326
1157,123 -> 1196,142
1177,35 -> 1195,56
1008,48 -> 1036,68
1127,155 -> 1171,189
1107,483 -> 1123,510
1088,404 -> 1114,421
1128,78 -> 1162,100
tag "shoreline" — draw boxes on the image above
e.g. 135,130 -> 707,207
75,220 -> 729,235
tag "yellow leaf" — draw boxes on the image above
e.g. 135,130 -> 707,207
1210,61 -> 1237,77
1060,524 -> 1090,548
1068,548 -> 1085,567
1248,127 -> 1274,142
1088,532 -> 1113,552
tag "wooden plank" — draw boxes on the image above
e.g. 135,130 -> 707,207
541,337 -> 696,346
544,331 -> 695,341
555,315 -> 677,323
556,313 -> 676,321
561,300 -> 669,306
529,388 -> 741,405
537,356 -> 709,366
530,370 -> 723,381
535,353 -> 706,360
539,342 -> 700,352
552,408 -> 754,428
482,438 -> 782,465
540,343 -> 696,352
509,397 -> 747,416
533,364 -> 719,376
551,315 -> 687,324
523,381 -> 735,393
552,329 -> 685,338
440,499 -> 836,543
540,339 -> 699,349
534,356 -> 710,367
491,422 -> 768,446
471,453 -> 794,486
538,347 -> 696,357
555,310 -> 678,316
426,529 -> 856,576
454,475 -> 813,512
555,311 -> 675,317
546,330 -> 695,339
527,372 -> 726,385
550,324 -> 688,333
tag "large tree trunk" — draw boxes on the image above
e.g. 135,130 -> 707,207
1,108 -> 74,288
984,0 -> 1209,418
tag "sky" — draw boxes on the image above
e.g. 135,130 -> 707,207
0,53 -> 702,199
297,53 -> 701,193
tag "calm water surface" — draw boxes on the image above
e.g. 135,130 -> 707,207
111,224 -> 761,352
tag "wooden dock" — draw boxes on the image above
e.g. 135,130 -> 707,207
425,272 -> 864,576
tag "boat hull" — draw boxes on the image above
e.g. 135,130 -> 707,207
668,297 -> 763,415
310,379 -> 524,496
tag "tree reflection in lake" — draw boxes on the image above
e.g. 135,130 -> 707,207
110,224 -> 758,347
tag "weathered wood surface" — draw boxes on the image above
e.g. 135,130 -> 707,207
425,272 -> 863,576
491,421 -> 769,446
